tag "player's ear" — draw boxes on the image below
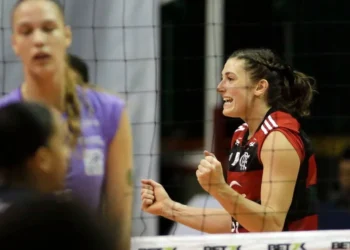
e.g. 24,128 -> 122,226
254,79 -> 268,97
28,147 -> 53,174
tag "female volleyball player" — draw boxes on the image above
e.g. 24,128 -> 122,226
0,0 -> 133,247
0,102 -> 69,199
141,48 -> 318,233
0,104 -> 115,249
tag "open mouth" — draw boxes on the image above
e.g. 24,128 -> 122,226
223,97 -> 233,104
33,52 -> 51,61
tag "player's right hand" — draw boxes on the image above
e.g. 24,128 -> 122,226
141,179 -> 173,217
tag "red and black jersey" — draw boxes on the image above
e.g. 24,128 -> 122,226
227,109 -> 318,233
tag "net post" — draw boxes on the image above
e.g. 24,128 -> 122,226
204,0 -> 225,152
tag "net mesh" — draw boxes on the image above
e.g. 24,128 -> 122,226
2,0 -> 350,248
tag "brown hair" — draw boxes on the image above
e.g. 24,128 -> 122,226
230,48 -> 317,117
12,0 -> 82,147
65,63 -> 82,147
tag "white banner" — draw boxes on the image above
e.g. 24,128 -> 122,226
132,230 -> 350,250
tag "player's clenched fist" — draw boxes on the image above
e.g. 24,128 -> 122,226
140,179 -> 174,217
196,150 -> 226,194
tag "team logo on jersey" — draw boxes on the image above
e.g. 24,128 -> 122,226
231,152 -> 240,166
83,149 -> 104,176
249,141 -> 256,147
239,152 -> 250,170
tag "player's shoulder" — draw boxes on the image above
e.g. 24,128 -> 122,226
0,89 -> 21,108
81,85 -> 125,112
79,85 -> 126,142
260,110 -> 300,135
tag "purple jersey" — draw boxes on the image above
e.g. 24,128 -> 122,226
0,86 -> 125,211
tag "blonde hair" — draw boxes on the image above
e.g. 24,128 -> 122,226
64,61 -> 82,147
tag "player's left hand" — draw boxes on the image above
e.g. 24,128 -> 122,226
196,150 -> 226,194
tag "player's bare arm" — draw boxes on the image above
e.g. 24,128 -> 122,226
141,179 -> 232,234
204,131 -> 300,232
106,109 -> 133,249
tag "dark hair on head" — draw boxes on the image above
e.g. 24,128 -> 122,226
0,102 -> 54,170
229,48 -> 317,117
0,198 -> 115,250
69,54 -> 89,83
12,0 -> 82,148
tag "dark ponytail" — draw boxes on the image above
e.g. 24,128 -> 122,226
230,48 -> 317,117
288,70 -> 316,116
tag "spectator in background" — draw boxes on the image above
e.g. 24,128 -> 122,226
335,146 -> 350,206
69,53 -> 89,83
319,146 -> 350,230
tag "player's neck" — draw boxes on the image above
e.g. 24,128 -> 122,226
245,104 -> 271,139
22,72 -> 65,112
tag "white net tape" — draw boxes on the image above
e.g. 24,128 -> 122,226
132,230 -> 350,250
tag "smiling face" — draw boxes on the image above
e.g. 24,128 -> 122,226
217,57 -> 257,119
11,0 -> 72,77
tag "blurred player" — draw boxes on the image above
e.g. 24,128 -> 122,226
0,0 -> 133,248
0,102 -> 69,203
141,48 -> 318,233
0,196 -> 115,250
0,103 -> 115,250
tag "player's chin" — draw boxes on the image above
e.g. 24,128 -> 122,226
222,106 -> 238,118
30,64 -> 55,76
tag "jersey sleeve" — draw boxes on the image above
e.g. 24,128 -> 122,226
257,112 -> 305,163
86,89 -> 125,145
273,128 -> 305,161
257,128 -> 305,163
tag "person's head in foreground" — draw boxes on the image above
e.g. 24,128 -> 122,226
218,48 -> 316,120
0,102 -> 70,193
0,197 -> 115,250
